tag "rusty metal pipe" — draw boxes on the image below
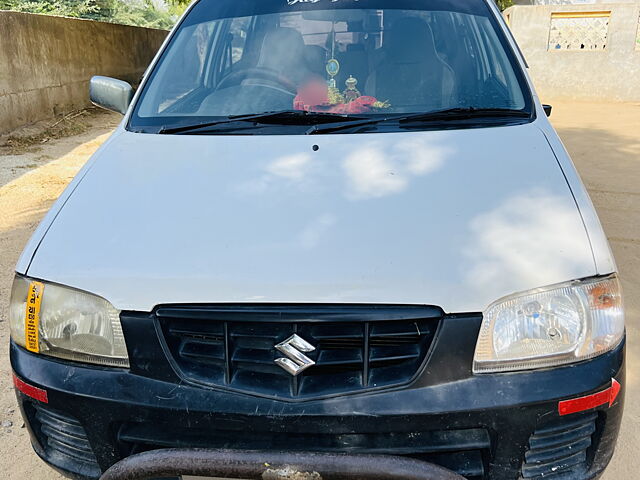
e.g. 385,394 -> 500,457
99,448 -> 467,480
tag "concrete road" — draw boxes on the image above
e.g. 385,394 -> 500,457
0,102 -> 637,479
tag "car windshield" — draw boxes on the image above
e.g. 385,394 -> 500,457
129,0 -> 532,134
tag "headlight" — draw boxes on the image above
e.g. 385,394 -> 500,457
9,276 -> 129,367
473,275 -> 624,373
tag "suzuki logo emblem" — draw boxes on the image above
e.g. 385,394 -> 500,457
274,334 -> 316,376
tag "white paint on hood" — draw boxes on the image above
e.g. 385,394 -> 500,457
22,123 -> 602,312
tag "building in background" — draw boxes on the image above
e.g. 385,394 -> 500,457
504,2 -> 640,101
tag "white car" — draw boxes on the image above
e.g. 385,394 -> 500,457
10,1 -> 625,479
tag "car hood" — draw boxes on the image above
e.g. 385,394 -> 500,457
25,124 -> 597,313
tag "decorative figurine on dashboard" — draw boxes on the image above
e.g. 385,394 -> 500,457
343,75 -> 361,102
293,59 -> 390,114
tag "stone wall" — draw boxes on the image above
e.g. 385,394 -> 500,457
0,11 -> 167,133
504,3 -> 640,101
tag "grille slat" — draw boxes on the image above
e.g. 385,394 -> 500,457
158,305 -> 440,399
522,451 -> 587,478
370,354 -> 421,364
522,413 -> 596,479
39,424 -> 94,453
528,423 -> 595,450
180,352 -> 226,366
316,349 -> 363,366
168,329 -> 224,343
44,434 -> 98,463
525,437 -> 592,464
36,409 -> 87,437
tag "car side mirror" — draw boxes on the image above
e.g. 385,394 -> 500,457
543,104 -> 553,117
90,76 -> 133,115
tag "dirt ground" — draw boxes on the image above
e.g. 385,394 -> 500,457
0,110 -> 121,480
0,102 -> 637,479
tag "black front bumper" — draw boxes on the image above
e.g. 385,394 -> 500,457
11,314 -> 625,480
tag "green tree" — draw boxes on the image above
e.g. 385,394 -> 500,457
0,0 -> 97,17
496,0 -> 513,10
108,0 -> 182,29
0,0 -> 186,28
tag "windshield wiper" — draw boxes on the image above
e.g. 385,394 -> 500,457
157,110 -> 364,134
306,107 -> 531,135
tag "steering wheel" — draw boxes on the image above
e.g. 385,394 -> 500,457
217,67 -> 297,94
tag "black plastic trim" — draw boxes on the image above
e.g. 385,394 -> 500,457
149,304 -> 445,401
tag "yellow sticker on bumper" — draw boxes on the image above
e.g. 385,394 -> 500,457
25,281 -> 44,353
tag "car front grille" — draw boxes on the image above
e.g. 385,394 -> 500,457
156,304 -> 442,399
521,412 -> 597,479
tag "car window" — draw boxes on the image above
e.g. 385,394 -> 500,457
216,16 -> 253,80
138,21 -> 217,116
131,0 -> 532,133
